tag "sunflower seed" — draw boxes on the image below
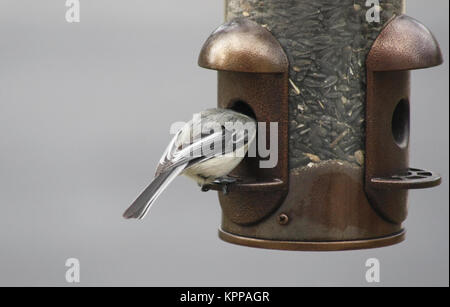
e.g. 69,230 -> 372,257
226,0 -> 403,168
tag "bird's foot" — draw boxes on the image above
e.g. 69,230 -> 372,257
213,176 -> 238,195
201,185 -> 211,192
213,176 -> 238,185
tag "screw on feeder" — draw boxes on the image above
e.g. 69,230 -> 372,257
278,213 -> 289,225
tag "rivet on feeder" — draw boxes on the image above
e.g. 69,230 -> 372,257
278,214 -> 289,226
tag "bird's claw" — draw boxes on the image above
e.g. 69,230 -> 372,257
213,176 -> 238,185
222,185 -> 229,195
200,177 -> 237,194
201,185 -> 211,192
213,176 -> 238,195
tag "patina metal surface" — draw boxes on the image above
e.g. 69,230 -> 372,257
199,18 -> 288,73
221,161 -> 403,244
197,2 -> 443,251
365,15 -> 443,224
371,168 -> 442,190
219,229 -> 406,252
199,19 -> 290,225
366,15 -> 443,71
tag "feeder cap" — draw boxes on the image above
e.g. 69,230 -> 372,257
198,18 -> 288,73
367,15 -> 443,72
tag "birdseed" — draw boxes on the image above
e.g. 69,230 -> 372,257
225,0 -> 404,169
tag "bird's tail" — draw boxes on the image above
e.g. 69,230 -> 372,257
123,163 -> 188,220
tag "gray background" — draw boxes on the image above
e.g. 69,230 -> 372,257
0,0 -> 447,286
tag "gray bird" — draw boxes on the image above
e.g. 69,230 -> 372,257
123,108 -> 257,220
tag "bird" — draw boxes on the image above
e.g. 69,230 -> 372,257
123,108 -> 257,220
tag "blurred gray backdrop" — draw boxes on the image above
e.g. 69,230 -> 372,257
0,0 -> 448,286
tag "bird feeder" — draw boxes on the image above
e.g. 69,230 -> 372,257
198,0 -> 443,251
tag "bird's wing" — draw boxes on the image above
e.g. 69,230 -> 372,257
124,128 -> 231,220
155,122 -> 245,176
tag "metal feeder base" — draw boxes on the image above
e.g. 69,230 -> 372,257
218,229 -> 406,252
